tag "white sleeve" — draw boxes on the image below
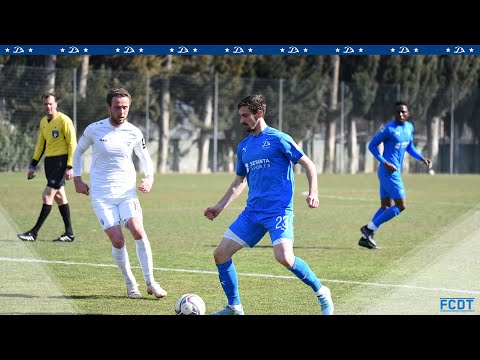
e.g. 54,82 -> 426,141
134,135 -> 154,177
73,127 -> 93,177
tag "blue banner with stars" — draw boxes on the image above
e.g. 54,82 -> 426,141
1,45 -> 477,56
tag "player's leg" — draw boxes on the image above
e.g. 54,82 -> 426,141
359,175 -> 385,248
210,210 -> 263,315
94,199 -> 140,298
372,200 -> 392,232
273,241 -> 334,315
106,225 -> 141,298
17,185 -> 55,241
17,157 -> 62,241
361,174 -> 405,248
52,186 -> 75,242
51,156 -> 74,238
210,236 -> 244,315
121,198 -> 167,298
358,197 -> 391,247
268,211 -> 333,315
41,155 -> 75,242
370,174 -> 405,228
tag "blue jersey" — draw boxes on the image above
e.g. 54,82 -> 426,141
236,126 -> 304,214
368,119 -> 423,175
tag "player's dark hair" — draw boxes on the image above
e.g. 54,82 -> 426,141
238,94 -> 266,116
41,93 -> 56,101
395,100 -> 408,108
107,88 -> 132,106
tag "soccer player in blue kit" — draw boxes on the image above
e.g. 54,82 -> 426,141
203,94 -> 334,315
359,101 -> 432,249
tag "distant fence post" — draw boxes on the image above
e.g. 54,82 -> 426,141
450,86 -> 455,174
278,78 -> 283,131
213,72 -> 219,173
73,68 -> 77,130
146,71 -> 150,143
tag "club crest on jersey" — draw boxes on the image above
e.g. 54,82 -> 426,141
52,130 -> 59,138
262,140 -> 270,150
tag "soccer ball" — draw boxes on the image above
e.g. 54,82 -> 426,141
174,293 -> 206,315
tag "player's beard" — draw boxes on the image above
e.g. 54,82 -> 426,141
111,116 -> 125,126
245,118 -> 259,133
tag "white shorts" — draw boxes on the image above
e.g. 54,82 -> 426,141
92,196 -> 143,230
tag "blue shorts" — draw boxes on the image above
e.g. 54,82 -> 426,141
378,169 -> 405,199
226,209 -> 295,248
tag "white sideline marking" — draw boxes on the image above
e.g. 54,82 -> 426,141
1,256 -> 479,296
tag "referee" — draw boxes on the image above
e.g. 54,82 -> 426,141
17,93 -> 77,242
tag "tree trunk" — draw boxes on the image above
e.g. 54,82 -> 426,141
198,92 -> 213,173
45,55 -> 56,93
324,121 -> 336,173
323,55 -> 339,174
227,146 -> 234,173
429,116 -> 440,166
78,56 -> 89,99
159,55 -> 172,173
348,118 -> 359,174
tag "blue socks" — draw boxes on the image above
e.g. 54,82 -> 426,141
373,205 -> 401,228
217,256 -> 323,305
289,257 -> 321,292
371,207 -> 385,232
217,259 -> 241,306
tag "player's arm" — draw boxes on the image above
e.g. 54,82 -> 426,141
368,128 -> 397,172
63,117 -> 77,180
296,155 -> 319,208
368,128 -> 388,165
204,175 -> 247,221
406,141 -> 432,169
63,116 -> 77,168
73,176 -> 89,196
134,136 -> 155,193
72,128 -> 92,196
28,124 -> 47,180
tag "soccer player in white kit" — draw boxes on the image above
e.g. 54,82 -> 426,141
73,88 -> 167,299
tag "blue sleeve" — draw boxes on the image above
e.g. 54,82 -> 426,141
406,141 -> 424,161
279,133 -> 304,164
368,127 -> 388,164
236,141 -> 247,176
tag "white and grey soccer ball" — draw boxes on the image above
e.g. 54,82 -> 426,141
175,293 -> 206,315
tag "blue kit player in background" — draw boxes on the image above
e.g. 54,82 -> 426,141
204,94 -> 334,315
359,101 -> 433,249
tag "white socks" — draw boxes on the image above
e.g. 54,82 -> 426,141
135,238 -> 155,285
112,239 -> 156,286
112,245 -> 137,285
315,285 -> 329,297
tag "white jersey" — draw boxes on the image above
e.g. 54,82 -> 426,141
73,117 -> 154,200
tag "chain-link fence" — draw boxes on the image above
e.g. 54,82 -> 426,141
1,64 -> 479,173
